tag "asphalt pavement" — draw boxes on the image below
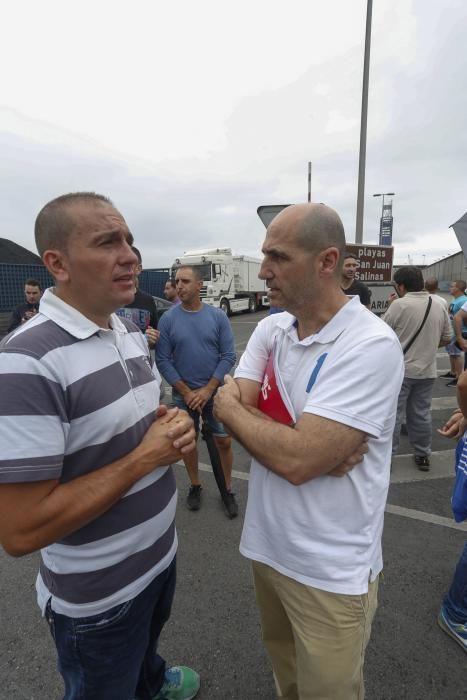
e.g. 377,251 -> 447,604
2,309 -> 467,699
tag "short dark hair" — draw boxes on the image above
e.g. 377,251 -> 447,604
34,192 -> 113,257
453,280 -> 467,293
175,265 -> 203,282
24,278 -> 41,289
424,278 -> 439,293
343,251 -> 358,261
165,278 -> 176,289
393,266 -> 424,292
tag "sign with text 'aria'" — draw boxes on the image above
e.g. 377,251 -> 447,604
345,244 -> 394,283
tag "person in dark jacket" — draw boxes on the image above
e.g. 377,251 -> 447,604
116,246 -> 159,348
340,252 -> 372,308
7,279 -> 42,332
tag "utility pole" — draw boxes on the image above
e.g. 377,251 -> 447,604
355,0 -> 373,244
307,162 -> 312,202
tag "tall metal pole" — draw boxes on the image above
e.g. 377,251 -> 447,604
307,162 -> 312,202
379,194 -> 385,245
355,0 -> 373,244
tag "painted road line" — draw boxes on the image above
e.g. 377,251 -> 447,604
431,396 -> 458,410
385,504 -> 467,532
187,451 -> 457,485
176,458 -> 463,531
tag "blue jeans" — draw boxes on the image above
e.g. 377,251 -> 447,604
45,558 -> 176,700
443,542 -> 467,623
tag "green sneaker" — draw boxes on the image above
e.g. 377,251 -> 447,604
153,666 -> 200,700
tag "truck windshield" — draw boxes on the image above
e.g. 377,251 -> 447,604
192,264 -> 212,281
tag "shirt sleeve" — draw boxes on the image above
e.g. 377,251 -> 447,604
0,351 -> 66,483
212,312 -> 236,383
154,313 -> 181,386
303,333 -> 404,438
234,317 -> 274,383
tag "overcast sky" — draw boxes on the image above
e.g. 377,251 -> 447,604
1,0 -> 466,267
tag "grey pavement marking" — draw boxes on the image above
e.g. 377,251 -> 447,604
385,504 -> 467,532
431,396 -> 458,410
391,449 -> 455,482
176,454 -> 461,530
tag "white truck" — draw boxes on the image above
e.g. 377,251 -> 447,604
173,247 -> 269,315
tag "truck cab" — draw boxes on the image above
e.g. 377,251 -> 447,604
173,248 -> 268,315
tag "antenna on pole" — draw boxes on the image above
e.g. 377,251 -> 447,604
307,162 -> 312,202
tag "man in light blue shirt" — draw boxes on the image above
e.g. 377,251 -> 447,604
444,280 -> 467,386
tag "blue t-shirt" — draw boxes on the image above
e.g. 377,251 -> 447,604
449,295 -> 467,331
156,303 -> 236,388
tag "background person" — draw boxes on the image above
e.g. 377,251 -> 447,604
214,202 -> 404,700
164,278 -> 180,305
340,250 -> 372,308
117,245 -> 160,349
424,277 -> 449,310
441,280 -> 467,386
156,265 -> 238,518
384,266 -> 452,471
437,371 -> 467,652
0,192 -> 199,700
7,278 -> 42,332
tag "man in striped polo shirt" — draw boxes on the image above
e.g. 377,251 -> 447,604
0,193 -> 200,700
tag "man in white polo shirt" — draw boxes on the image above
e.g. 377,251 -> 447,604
214,203 -> 404,700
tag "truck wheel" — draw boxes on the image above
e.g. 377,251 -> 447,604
248,295 -> 257,313
220,298 -> 231,316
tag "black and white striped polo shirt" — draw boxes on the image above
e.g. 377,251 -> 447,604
0,289 -> 177,618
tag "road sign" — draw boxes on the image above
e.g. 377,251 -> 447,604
451,212 -> 467,263
345,244 -> 394,283
257,204 -> 292,229
367,283 -> 395,316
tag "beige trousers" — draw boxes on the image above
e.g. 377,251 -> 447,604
252,561 -> 379,700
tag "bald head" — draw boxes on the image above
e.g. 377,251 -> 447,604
269,203 -> 346,258
35,192 -> 113,257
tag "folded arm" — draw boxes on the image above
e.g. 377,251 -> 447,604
215,377 -> 367,484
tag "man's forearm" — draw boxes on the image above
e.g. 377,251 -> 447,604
454,314 -> 464,343
221,402 -> 352,485
205,377 -> 220,394
1,410 -> 193,556
174,379 -> 191,397
3,448 -> 151,556
457,372 -> 467,418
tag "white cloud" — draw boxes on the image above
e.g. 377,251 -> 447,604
1,0 -> 467,269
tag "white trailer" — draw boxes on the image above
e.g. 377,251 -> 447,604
173,248 -> 268,315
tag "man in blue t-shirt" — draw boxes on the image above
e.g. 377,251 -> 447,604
443,280 -> 467,386
156,265 -> 238,517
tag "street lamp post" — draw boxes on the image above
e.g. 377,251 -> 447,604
373,192 -> 395,245
355,0 -> 373,244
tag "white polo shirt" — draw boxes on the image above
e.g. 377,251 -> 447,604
235,297 -> 404,595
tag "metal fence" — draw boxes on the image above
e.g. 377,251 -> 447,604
0,264 -> 171,313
